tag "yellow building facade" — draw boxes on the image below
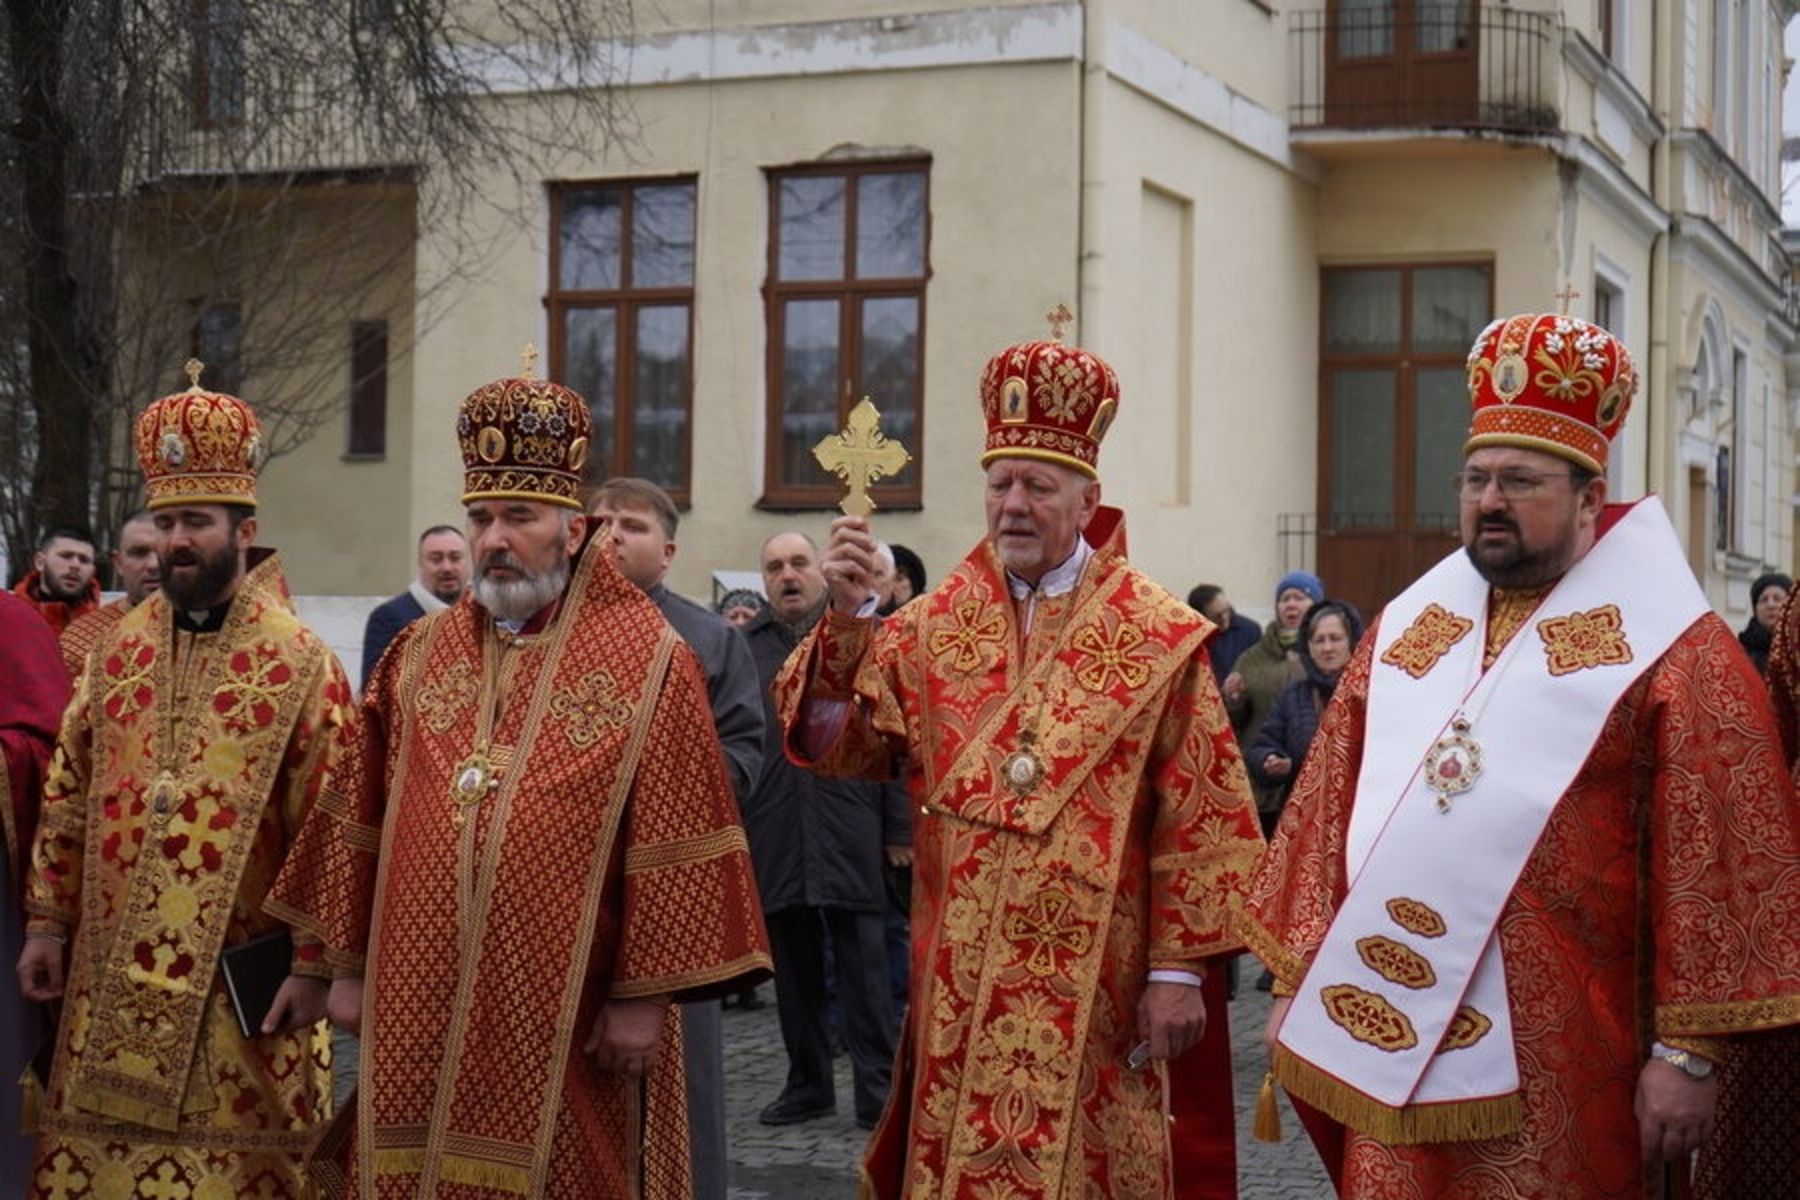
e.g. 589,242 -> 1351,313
135,0 -> 1797,629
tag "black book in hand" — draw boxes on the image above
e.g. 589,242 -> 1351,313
219,930 -> 293,1039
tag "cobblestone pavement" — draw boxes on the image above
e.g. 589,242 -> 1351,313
722,980 -> 1333,1199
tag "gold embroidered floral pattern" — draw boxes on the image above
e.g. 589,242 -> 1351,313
102,639 -> 157,721
1070,619 -> 1152,692
547,669 -> 634,749
926,598 -> 1007,675
1356,935 -> 1437,990
417,664 -> 479,734
1320,983 -> 1418,1052
1438,1005 -> 1493,1052
1379,604 -> 1473,679
213,645 -> 297,730
1385,897 -> 1447,938
1002,890 -> 1093,978
1537,604 -> 1633,677
1531,317 -> 1612,402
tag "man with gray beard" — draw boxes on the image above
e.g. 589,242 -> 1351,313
269,362 -> 770,1197
743,531 -> 906,1132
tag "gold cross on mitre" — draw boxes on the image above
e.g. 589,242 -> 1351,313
1553,284 -> 1582,315
1045,303 -> 1074,342
184,358 -> 206,391
812,397 -> 911,518
520,341 -> 540,379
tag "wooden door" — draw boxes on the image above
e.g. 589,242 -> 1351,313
1316,264 -> 1491,620
1324,0 -> 1478,127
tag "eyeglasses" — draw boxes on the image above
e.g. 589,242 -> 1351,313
1451,469 -> 1572,500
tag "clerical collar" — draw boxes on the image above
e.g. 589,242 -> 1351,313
1006,537 -> 1092,601
175,600 -> 232,633
1006,537 -> 1092,634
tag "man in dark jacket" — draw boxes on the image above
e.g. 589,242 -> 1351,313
359,525 -> 470,684
748,531 -> 909,1131
590,478 -> 764,1200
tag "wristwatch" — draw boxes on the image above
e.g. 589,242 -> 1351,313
1650,1042 -> 1715,1080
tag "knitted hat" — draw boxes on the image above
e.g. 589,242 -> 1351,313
1275,570 -> 1325,606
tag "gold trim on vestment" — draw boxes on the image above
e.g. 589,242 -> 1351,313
1658,992 -> 1800,1035
1229,905 -> 1311,986
1272,1043 -> 1523,1144
623,825 -> 751,873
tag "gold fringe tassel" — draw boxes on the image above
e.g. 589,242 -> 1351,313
17,1067 -> 42,1135
65,1080 -> 181,1133
372,1147 -> 426,1177
1253,1071 -> 1282,1143
440,1154 -> 532,1194
1272,1047 -> 1522,1145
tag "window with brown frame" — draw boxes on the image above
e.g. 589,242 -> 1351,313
762,160 -> 929,507
192,0 -> 246,128
548,178 -> 697,500
191,301 -> 244,396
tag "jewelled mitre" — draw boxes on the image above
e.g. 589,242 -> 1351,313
135,359 -> 263,509
456,353 -> 592,510
1464,312 -> 1637,474
978,313 -> 1120,479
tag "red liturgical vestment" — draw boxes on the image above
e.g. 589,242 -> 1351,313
774,509 -> 1264,1199
24,552 -> 349,1199
269,537 -> 771,1200
1240,588 -> 1800,1198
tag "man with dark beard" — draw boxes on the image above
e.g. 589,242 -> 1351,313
59,511 -> 162,678
17,365 -> 348,1199
11,527 -> 99,637
268,358 -> 770,1198
1240,310 -> 1800,1198
744,531 -> 906,1132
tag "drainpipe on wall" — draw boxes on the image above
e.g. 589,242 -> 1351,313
1646,0 -> 1672,505
1077,1 -> 1106,348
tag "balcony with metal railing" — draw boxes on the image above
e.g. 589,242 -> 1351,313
1289,4 -> 1559,138
129,71 -> 419,188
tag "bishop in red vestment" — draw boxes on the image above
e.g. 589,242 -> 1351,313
268,360 -> 771,1200
1239,312 -> 1800,1199
776,325 -> 1264,1199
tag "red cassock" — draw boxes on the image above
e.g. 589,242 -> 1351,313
268,537 -> 771,1199
0,589 -> 69,887
1239,603 -> 1800,1200
775,509 -> 1264,1200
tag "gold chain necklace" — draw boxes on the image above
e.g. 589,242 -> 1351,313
447,625 -> 513,827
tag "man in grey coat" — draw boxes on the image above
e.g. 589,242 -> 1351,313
591,479 -> 763,1199
748,531 -> 909,1131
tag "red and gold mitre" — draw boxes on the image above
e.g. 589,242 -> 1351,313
457,348 -> 592,510
1464,311 -> 1636,474
134,359 -> 262,510
978,308 -> 1120,479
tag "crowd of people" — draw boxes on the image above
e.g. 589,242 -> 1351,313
0,307 -> 1795,1200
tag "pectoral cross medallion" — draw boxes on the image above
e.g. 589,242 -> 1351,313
1423,717 -> 1482,813
812,397 -> 912,518
148,771 -> 179,826
1001,733 -> 1047,798
449,747 -> 499,827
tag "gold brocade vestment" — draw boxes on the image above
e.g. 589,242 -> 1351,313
268,535 -> 772,1200
774,509 -> 1264,1200
23,551 -> 349,1200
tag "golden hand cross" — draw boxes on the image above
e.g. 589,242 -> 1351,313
812,397 -> 911,518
